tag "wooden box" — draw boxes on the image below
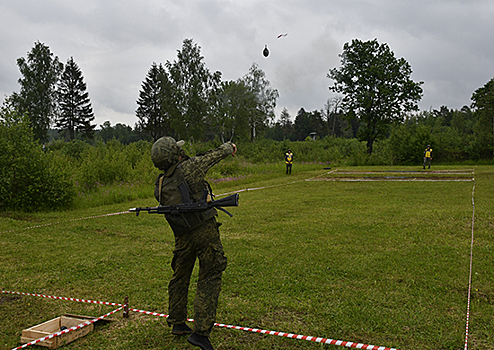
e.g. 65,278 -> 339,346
21,314 -> 94,349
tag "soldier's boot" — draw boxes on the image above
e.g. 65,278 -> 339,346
187,332 -> 214,350
171,323 -> 193,335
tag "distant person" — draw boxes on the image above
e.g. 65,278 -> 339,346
285,149 -> 293,174
423,145 -> 433,169
151,136 -> 237,350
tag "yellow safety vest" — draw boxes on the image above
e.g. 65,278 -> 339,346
425,149 -> 432,158
285,153 -> 293,164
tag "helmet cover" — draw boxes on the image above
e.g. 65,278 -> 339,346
151,136 -> 183,171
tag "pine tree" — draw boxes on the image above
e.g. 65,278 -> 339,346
56,57 -> 95,140
136,62 -> 171,141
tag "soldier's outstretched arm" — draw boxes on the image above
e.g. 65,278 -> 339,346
197,142 -> 236,172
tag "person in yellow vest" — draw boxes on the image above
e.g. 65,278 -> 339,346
423,145 -> 433,169
285,149 -> 293,174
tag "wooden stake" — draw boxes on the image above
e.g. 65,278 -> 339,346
123,296 -> 129,318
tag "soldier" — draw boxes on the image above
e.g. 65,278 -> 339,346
151,137 -> 237,350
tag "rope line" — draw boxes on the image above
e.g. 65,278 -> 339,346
3,168 -> 476,349
216,171 -> 331,197
214,323 -> 399,350
2,168 -> 472,233
1,211 -> 130,234
2,290 -> 399,350
101,306 -> 402,349
307,178 -> 474,182
1,290 -> 123,306
464,174 -> 476,350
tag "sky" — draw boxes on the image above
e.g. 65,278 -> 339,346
1,0 -> 493,128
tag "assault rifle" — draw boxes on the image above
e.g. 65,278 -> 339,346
129,189 -> 239,217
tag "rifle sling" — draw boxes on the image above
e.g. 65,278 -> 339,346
158,174 -> 164,204
216,206 -> 233,217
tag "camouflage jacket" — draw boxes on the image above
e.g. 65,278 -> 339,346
154,142 -> 235,232
179,142 -> 234,200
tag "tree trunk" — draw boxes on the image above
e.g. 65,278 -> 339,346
366,138 -> 374,155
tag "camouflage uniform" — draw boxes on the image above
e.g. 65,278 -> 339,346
152,137 -> 234,337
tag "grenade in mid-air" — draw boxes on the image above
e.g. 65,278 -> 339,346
263,45 -> 269,57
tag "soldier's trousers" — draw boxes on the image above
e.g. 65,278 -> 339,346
167,218 -> 227,336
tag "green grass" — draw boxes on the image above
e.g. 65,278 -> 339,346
1,165 -> 493,350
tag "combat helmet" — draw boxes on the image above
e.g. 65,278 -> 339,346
151,136 -> 185,171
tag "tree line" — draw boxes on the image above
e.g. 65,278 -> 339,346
2,39 -> 280,145
2,38 -> 493,160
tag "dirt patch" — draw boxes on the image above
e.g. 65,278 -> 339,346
0,295 -> 22,304
311,176 -> 473,181
311,170 -> 474,182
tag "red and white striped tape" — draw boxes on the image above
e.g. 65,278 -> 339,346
464,177 -> 476,350
1,290 -> 122,307
11,305 -> 124,350
127,307 -> 399,350
2,291 -> 399,350
129,308 -> 168,318
214,323 -> 399,350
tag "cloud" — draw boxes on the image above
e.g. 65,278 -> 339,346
1,0 -> 493,127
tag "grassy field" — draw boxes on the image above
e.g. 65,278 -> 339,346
1,165 -> 493,350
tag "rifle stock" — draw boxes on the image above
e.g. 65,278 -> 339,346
210,193 -> 239,207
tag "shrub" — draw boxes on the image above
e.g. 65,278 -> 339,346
0,106 -> 75,212
77,141 -> 131,189
123,140 -> 153,169
59,139 -> 90,161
